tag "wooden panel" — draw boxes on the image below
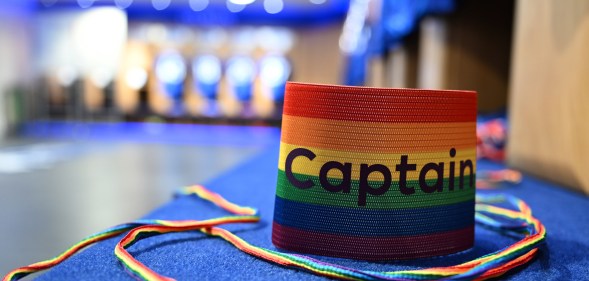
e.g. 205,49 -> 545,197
417,0 -> 514,113
508,0 -> 589,194
386,32 -> 418,89
289,23 -> 343,85
417,16 -> 449,90
445,0 -> 513,113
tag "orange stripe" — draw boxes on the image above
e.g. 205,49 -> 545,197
281,115 -> 476,153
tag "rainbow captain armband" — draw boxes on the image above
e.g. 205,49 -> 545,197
272,82 -> 478,260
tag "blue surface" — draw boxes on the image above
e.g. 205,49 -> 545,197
34,125 -> 589,280
21,121 -> 279,147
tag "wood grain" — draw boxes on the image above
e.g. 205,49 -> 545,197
508,0 -> 589,194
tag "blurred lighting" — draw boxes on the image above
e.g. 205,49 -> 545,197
152,0 -> 171,10
189,0 -> 209,11
114,0 -> 134,9
339,0 -> 370,54
256,27 -> 275,50
125,67 -> 148,90
274,28 -> 295,53
202,28 -> 228,50
56,66 -> 78,87
256,27 -> 295,54
226,1 -> 246,13
155,51 -> 187,85
233,28 -> 257,53
229,0 -> 255,4
77,0 -> 95,8
193,55 -> 222,85
310,0 -> 326,4
226,56 -> 256,86
90,68 -> 112,88
41,0 -> 58,7
260,55 -> 290,88
169,25 -> 195,44
146,24 -> 168,44
263,0 -> 283,14
73,8 -> 127,91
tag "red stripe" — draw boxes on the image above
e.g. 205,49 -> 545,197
283,82 -> 477,123
272,222 -> 474,260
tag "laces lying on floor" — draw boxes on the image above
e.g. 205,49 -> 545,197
4,180 -> 545,281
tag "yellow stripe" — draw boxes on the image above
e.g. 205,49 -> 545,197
278,142 -> 476,181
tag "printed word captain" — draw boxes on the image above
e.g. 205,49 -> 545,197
284,147 -> 474,206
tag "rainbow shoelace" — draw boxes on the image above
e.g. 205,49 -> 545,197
4,175 -> 545,281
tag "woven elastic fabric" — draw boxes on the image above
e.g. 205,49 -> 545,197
272,82 -> 477,260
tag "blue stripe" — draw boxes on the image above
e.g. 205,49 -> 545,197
273,196 -> 474,237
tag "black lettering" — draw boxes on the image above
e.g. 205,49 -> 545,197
358,164 -> 391,206
395,155 -> 417,195
419,162 -> 445,193
285,148 -> 316,189
459,159 -> 474,189
319,161 -> 352,193
449,148 -> 456,191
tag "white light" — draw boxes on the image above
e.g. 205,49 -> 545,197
260,56 -> 290,88
263,0 -> 283,14
233,27 -> 257,53
339,0 -> 370,54
90,67 -> 112,88
256,27 -> 295,53
125,67 -> 148,90
229,0 -> 255,4
77,0 -> 94,8
310,0 -> 326,4
72,8 -> 127,90
152,0 -> 171,10
56,66 -> 78,87
226,1 -> 246,13
202,28 -> 228,49
114,0 -> 133,9
189,0 -> 209,11
193,55 -> 222,85
226,57 -> 256,86
155,51 -> 187,85
146,24 -> 168,43
274,28 -> 295,52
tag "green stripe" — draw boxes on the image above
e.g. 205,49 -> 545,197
276,170 -> 475,210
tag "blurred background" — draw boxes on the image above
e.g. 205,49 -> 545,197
1,0 -> 588,277
0,0 -> 515,132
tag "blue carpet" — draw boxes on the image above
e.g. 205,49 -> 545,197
36,128 -> 589,280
